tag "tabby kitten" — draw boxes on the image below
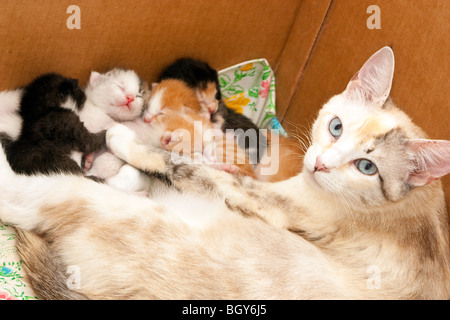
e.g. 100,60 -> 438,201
1,47 -> 449,299
5,73 -> 106,176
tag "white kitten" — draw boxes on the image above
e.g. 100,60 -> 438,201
80,68 -> 147,133
77,69 -> 150,182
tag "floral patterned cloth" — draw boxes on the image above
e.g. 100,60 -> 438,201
0,225 -> 38,300
0,59 -> 285,300
219,58 -> 286,135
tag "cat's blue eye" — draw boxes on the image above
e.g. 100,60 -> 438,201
355,159 -> 378,175
329,117 -> 343,139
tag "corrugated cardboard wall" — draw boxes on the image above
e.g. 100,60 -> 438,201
0,0 -> 302,87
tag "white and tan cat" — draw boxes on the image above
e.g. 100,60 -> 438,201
1,47 -> 449,299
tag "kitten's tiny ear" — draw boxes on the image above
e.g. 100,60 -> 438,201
344,46 -> 395,106
406,139 -> 450,187
89,71 -> 102,87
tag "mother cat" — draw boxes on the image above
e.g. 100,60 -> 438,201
1,47 -> 449,299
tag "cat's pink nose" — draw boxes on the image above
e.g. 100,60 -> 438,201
314,156 -> 329,172
126,94 -> 135,106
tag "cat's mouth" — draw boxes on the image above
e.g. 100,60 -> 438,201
116,100 -> 137,111
304,167 -> 322,189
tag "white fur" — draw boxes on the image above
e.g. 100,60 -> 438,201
61,96 -> 79,113
144,87 -> 165,121
0,89 -> 23,140
106,164 -> 151,193
80,69 -> 145,133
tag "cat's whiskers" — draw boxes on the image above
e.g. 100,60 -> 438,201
284,119 -> 314,142
287,131 -> 311,154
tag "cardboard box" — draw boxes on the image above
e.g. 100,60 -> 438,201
0,0 -> 448,211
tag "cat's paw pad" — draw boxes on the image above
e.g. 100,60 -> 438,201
106,124 -> 137,161
161,130 -> 181,148
83,153 -> 95,171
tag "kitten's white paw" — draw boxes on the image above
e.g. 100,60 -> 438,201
107,164 -> 151,194
106,123 -> 137,162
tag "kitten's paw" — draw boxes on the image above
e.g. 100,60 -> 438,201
83,153 -> 95,171
106,124 -> 137,162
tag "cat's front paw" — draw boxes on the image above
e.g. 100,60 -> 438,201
106,124 -> 137,162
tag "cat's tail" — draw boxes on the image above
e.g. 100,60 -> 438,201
14,228 -> 88,300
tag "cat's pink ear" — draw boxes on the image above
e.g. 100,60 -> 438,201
89,71 -> 102,88
406,139 -> 450,187
344,46 -> 395,106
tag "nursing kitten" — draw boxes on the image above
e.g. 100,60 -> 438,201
158,57 -> 264,163
143,79 -> 255,177
80,68 -> 148,133
2,47 -> 449,300
78,68 -> 149,180
5,73 -> 106,176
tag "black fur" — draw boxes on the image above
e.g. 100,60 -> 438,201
159,58 -> 222,99
6,73 -> 106,176
159,58 -> 266,163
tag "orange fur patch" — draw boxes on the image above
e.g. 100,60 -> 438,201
151,80 -> 255,178
255,133 -> 303,182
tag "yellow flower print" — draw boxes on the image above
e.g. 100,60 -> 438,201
240,63 -> 254,72
224,93 -> 250,114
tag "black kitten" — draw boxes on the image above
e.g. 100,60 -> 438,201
158,58 -> 266,163
6,73 -> 106,177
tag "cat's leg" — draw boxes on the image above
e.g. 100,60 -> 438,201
106,124 -> 299,227
106,123 -> 171,173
